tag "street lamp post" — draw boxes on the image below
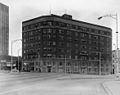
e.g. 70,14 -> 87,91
11,39 -> 22,72
64,55 -> 66,74
37,52 -> 41,72
18,48 -> 22,72
98,13 -> 119,76
69,59 -> 72,79
99,52 -> 101,75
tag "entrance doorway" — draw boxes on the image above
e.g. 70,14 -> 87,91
47,66 -> 52,72
81,67 -> 87,74
39,68 -> 41,72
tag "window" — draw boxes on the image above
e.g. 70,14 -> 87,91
53,62 -> 55,66
98,30 -> 101,34
24,44 -> 26,48
74,63 -> 77,66
80,56 -> 87,60
88,68 -> 91,72
74,68 -> 78,72
59,62 -> 63,66
59,35 -> 64,40
94,68 -> 98,72
75,44 -> 78,47
59,29 -> 64,34
75,56 -> 78,59
100,48 -> 104,51
53,42 -> 56,45
80,33 -> 87,37
48,29 -> 52,33
23,39 -> 26,43
107,32 -> 111,36
23,32 -> 26,36
94,35 -> 98,39
88,62 -> 91,66
47,62 -> 51,65
24,50 -> 26,53
66,68 -> 70,72
106,68 -> 109,72
47,21 -> 52,26
67,62 -> 71,66
74,38 -> 79,41
91,29 -> 95,33
59,42 -> 64,46
86,28 -> 89,32
66,31 -> 71,36
81,45 -> 87,49
100,36 -> 104,40
79,26 -> 84,31
89,35 -> 92,39
75,32 -> 79,37
22,27 -> 25,31
66,49 -> 71,53
93,41 -> 97,45
67,36 -> 72,41
81,39 -> 87,43
67,43 -> 71,47
75,50 -> 78,54
81,62 -> 86,66
101,31 -> 104,35
68,24 -> 72,29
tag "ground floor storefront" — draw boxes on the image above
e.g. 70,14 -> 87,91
22,58 -> 112,75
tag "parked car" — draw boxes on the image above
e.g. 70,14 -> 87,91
11,69 -> 19,72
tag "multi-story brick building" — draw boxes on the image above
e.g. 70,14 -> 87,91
22,14 -> 112,75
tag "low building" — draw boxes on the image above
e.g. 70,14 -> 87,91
112,49 -> 120,74
0,55 -> 22,71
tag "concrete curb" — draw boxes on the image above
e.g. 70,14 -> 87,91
57,76 -> 114,80
102,82 -> 114,95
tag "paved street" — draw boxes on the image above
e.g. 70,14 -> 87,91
103,80 -> 120,95
0,72 -> 116,95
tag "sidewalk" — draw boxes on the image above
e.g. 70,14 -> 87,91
57,74 -> 115,80
103,79 -> 120,95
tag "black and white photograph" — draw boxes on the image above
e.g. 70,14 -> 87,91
0,0 -> 120,95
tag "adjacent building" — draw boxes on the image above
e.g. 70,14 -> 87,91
22,14 -> 112,75
0,3 -> 9,56
112,49 -> 120,74
0,55 -> 21,71
0,3 -> 9,70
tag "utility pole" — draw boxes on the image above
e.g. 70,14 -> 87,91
11,39 -> 22,72
65,55 -> 66,74
99,52 -> 101,75
18,48 -> 21,72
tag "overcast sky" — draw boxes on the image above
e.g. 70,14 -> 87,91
0,0 -> 120,56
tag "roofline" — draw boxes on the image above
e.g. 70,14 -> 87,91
0,2 -> 9,8
22,14 -> 112,30
22,15 -> 52,23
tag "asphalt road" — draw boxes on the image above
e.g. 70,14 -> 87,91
0,72 -> 114,95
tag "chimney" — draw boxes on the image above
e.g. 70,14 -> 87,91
62,14 -> 72,20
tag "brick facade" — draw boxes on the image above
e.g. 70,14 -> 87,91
22,14 -> 112,75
